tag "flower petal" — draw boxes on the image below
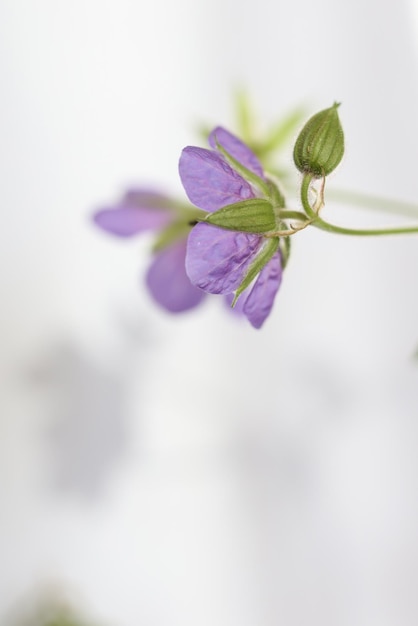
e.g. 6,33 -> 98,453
179,147 -> 254,212
146,239 -> 206,313
185,223 -> 262,294
93,205 -> 172,237
209,126 -> 265,178
243,252 -> 282,328
121,189 -> 178,210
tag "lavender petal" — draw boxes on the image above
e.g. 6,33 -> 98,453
179,147 -> 255,212
146,239 -> 206,313
209,126 -> 265,179
243,252 -> 283,328
93,205 -> 172,237
185,223 -> 262,294
122,189 -> 178,210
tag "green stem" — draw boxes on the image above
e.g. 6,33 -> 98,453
301,174 -> 418,237
277,209 -> 308,221
313,219 -> 418,237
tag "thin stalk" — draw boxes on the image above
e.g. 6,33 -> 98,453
301,175 -> 418,237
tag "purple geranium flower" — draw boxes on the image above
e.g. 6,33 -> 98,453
179,127 -> 283,328
93,189 -> 206,313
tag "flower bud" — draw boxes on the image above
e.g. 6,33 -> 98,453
293,103 -> 344,177
204,198 -> 276,233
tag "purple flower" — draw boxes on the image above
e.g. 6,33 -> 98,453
93,189 -> 206,313
179,127 -> 283,328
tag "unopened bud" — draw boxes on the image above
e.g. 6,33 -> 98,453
293,103 -> 344,177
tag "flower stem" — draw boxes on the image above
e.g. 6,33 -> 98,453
301,174 -> 418,237
277,209 -> 308,221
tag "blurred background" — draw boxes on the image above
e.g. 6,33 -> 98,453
1,0 -> 418,624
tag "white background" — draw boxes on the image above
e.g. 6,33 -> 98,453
1,1 -> 418,625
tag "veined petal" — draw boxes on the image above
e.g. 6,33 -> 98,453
185,223 -> 262,294
179,146 -> 254,212
146,239 -> 206,313
243,252 -> 282,328
209,126 -> 265,179
93,205 -> 172,237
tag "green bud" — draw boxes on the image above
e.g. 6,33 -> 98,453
204,198 -> 276,233
293,102 -> 344,177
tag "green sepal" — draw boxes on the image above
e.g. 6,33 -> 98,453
265,177 -> 285,208
215,141 -> 272,199
152,208 -> 207,252
232,237 -> 280,306
256,106 -> 307,157
234,88 -> 255,144
152,221 -> 190,252
293,102 -> 344,177
204,198 -> 276,234
279,234 -> 291,268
